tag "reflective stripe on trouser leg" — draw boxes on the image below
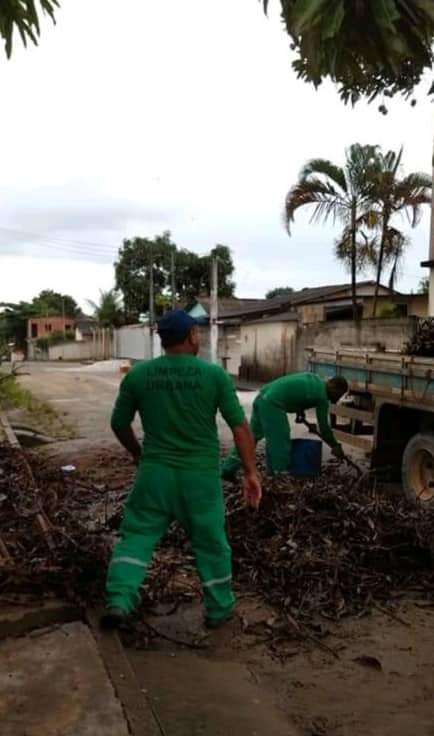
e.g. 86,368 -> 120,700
105,464 -> 173,613
176,470 -> 235,622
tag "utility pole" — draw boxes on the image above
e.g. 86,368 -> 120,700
62,297 -> 65,361
171,250 -> 176,309
149,247 -> 155,358
429,141 -> 434,316
421,137 -> 434,316
210,256 -> 218,364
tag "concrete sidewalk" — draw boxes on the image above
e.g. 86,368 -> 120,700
0,620 -> 129,736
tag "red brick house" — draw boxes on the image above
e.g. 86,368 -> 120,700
27,316 -> 75,340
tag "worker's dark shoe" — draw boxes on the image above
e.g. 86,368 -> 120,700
100,607 -> 129,630
205,610 -> 234,630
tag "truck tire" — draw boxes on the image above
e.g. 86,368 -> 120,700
402,433 -> 434,506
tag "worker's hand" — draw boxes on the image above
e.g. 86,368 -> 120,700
332,444 -> 345,461
242,472 -> 262,510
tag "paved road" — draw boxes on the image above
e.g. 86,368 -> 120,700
17,361 -> 345,465
17,361 -> 257,448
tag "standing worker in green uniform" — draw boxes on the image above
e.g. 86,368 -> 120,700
102,310 -> 261,630
221,372 -> 348,478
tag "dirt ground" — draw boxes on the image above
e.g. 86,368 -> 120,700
9,361 -> 434,736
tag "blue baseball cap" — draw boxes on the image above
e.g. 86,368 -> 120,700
157,309 -> 197,334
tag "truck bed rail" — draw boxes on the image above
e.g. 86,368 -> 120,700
306,349 -> 434,404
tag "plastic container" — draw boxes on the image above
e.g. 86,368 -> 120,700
289,438 -> 322,478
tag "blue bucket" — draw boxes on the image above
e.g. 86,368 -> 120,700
289,438 -> 322,478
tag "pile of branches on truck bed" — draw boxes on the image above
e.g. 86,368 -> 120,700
1,444 -> 434,627
405,318 -> 434,357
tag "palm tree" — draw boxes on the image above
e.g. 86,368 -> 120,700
87,289 -> 123,328
284,143 -> 378,320
1,1 -> 59,58
370,148 -> 431,316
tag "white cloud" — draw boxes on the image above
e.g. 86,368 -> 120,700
0,0 -> 432,308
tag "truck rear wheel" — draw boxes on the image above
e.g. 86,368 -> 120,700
402,433 -> 434,506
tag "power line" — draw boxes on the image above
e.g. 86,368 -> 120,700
0,241 -> 118,261
0,231 -> 120,260
0,225 -> 121,252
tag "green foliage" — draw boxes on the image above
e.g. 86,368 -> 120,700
32,289 -> 79,317
115,232 -> 235,322
0,0 -> 59,58
35,336 -> 49,352
35,330 -> 73,352
265,286 -> 294,299
285,143 -> 380,318
0,301 -> 35,348
418,276 -> 429,294
262,1 -> 434,103
87,289 -> 123,328
285,143 -> 431,318
377,301 -> 407,319
0,371 -> 74,439
368,147 -> 431,314
0,289 -> 78,349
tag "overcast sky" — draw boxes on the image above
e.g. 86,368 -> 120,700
0,0 -> 432,309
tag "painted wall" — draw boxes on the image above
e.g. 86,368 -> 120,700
114,324 -> 162,361
238,317 -> 419,382
219,324 -> 241,376
239,321 -> 298,381
48,337 -> 112,361
298,318 -> 418,370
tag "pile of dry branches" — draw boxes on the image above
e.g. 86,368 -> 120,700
226,470 -> 434,622
405,318 -> 434,357
1,445 -> 434,625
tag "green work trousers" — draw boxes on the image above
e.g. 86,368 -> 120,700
221,395 -> 291,476
106,463 -> 235,623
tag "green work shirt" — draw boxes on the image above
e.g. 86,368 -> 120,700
261,372 -> 337,448
111,354 -> 245,471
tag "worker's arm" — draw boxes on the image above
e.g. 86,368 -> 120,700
218,370 -> 261,508
111,375 -> 141,464
315,399 -> 339,449
232,420 -> 262,509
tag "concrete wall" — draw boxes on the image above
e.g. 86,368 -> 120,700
219,324 -> 241,376
48,336 -> 112,361
239,321 -> 298,382
114,325 -> 161,361
407,294 -> 428,318
28,329 -> 113,361
237,317 -> 419,382
298,317 -> 418,370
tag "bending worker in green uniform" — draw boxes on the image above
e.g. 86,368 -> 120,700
102,310 -> 261,630
222,372 -> 348,478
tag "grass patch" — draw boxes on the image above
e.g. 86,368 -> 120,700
0,372 -> 75,440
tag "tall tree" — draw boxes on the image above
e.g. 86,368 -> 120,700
370,148 -> 431,315
31,290 -> 79,317
0,301 -> 34,348
87,289 -> 123,328
262,1 -> 434,104
284,144 -> 378,320
1,0 -> 59,57
266,286 -> 294,300
115,233 -> 235,322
